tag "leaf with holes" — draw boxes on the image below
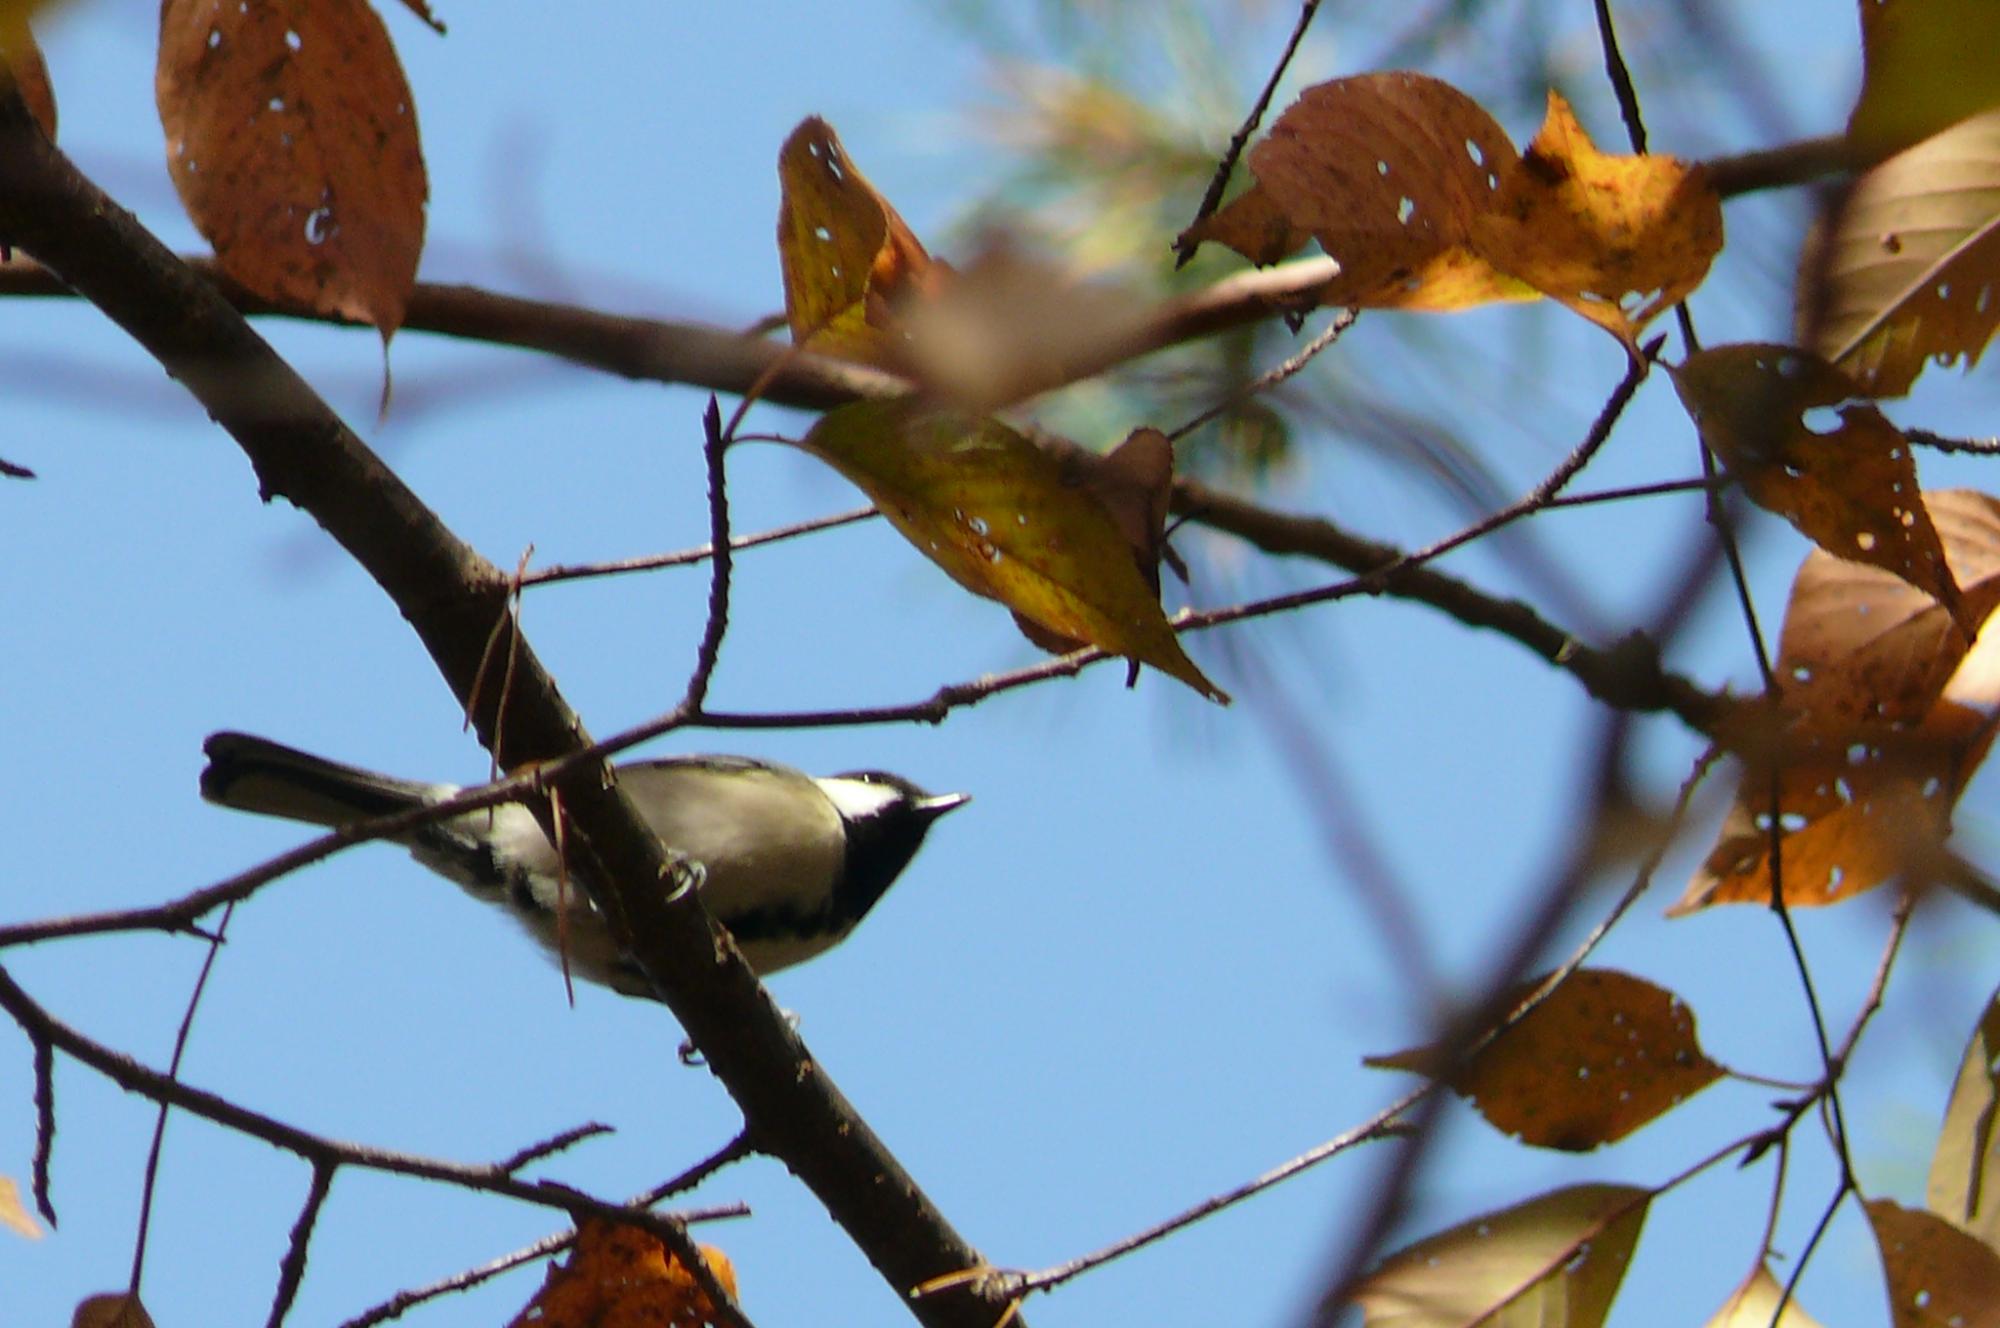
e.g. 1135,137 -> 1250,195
1348,1184 -> 1651,1327
156,0 -> 427,338
1702,1266 -> 1825,1327
1928,983 -> 2000,1250
1800,109 -> 2000,398
1867,1200 -> 2000,1328
776,117 -> 944,368
1670,344 -> 1968,633
1848,0 -> 2000,161
1366,969 -> 1724,1151
1474,92 -> 1721,349
1178,75 -> 1719,347
1673,489 -> 2000,913
798,401 -> 1227,703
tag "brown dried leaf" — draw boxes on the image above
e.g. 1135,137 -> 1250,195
0,17 -> 54,140
1800,109 -> 2000,398
1867,1199 -> 2000,1328
1848,0 -> 2000,161
776,116 -> 943,368
1674,490 -> 2000,914
71,1294 -> 157,1328
1367,969 -> 1724,1151
799,401 -> 1227,703
1350,1184 -> 1650,1327
1475,92 -> 1722,348
156,0 -> 428,337
1177,76 -> 1719,345
510,1219 -> 736,1328
1670,344 -> 1967,632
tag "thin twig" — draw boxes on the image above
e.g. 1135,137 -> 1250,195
1907,428 -> 2000,456
338,1133 -> 756,1328
1166,308 -> 1356,443
686,396 -> 734,713
519,506 -> 877,589
497,1124 -> 615,1175
267,1162 -> 334,1328
131,898 -> 238,1298
31,1036 -> 54,1224
1174,0 -> 1323,266
1590,0 -> 1649,154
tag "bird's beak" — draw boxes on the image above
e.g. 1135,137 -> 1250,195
917,791 -> 971,820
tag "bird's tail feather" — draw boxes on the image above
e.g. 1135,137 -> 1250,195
200,731 -> 444,827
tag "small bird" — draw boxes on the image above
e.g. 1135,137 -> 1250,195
199,731 -> 969,997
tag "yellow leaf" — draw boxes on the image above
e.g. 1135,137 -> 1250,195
156,0 -> 428,338
1670,344 -> 1968,631
1475,92 -> 1722,349
1674,490 -> 2000,914
1349,1183 -> 1651,1327
0,1175 -> 41,1239
1702,1266 -> 1825,1327
1800,108 -> 2000,398
1366,969 -> 1723,1151
1848,0 -> 2000,161
1867,1199 -> 2000,1327
776,116 -> 942,368
798,401 -> 1228,703
1178,75 -> 1720,345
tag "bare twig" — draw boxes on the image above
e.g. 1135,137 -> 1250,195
518,505 -> 877,589
1175,0 -> 1323,266
31,1036 -> 54,1225
1591,0 -> 1649,154
267,1162 -> 334,1328
686,396 -> 734,713
1166,307 -> 1357,443
1907,428 -> 2000,456
497,1124 -> 616,1175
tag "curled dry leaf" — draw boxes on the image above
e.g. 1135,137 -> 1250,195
1927,983 -> 2000,1250
1348,1183 -> 1651,1328
1847,0 -> 2000,162
156,0 -> 428,338
1674,489 -> 2000,914
1178,74 -> 1720,349
1670,344 -> 1968,632
1702,1265 -> 1825,1327
1799,108 -> 2000,398
509,1219 -> 737,1328
799,402 -> 1227,703
1866,1200 -> 2000,1328
776,116 -> 945,369
0,17 -> 54,139
1366,968 -> 1724,1151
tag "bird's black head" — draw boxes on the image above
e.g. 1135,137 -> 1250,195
818,772 -> 970,927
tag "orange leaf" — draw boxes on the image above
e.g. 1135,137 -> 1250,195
798,401 -> 1227,703
776,116 -> 943,368
511,1219 -> 737,1328
1476,92 -> 1722,348
1674,490 -> 2000,913
0,1175 -> 40,1240
1670,344 -> 1968,633
156,0 -> 428,338
1866,1199 -> 2000,1328
1178,75 -> 1719,345
1367,969 -> 1723,1151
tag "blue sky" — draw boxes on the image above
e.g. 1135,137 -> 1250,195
8,3 -> 2000,1326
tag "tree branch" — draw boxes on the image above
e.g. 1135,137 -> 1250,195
0,93 -> 1008,1328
